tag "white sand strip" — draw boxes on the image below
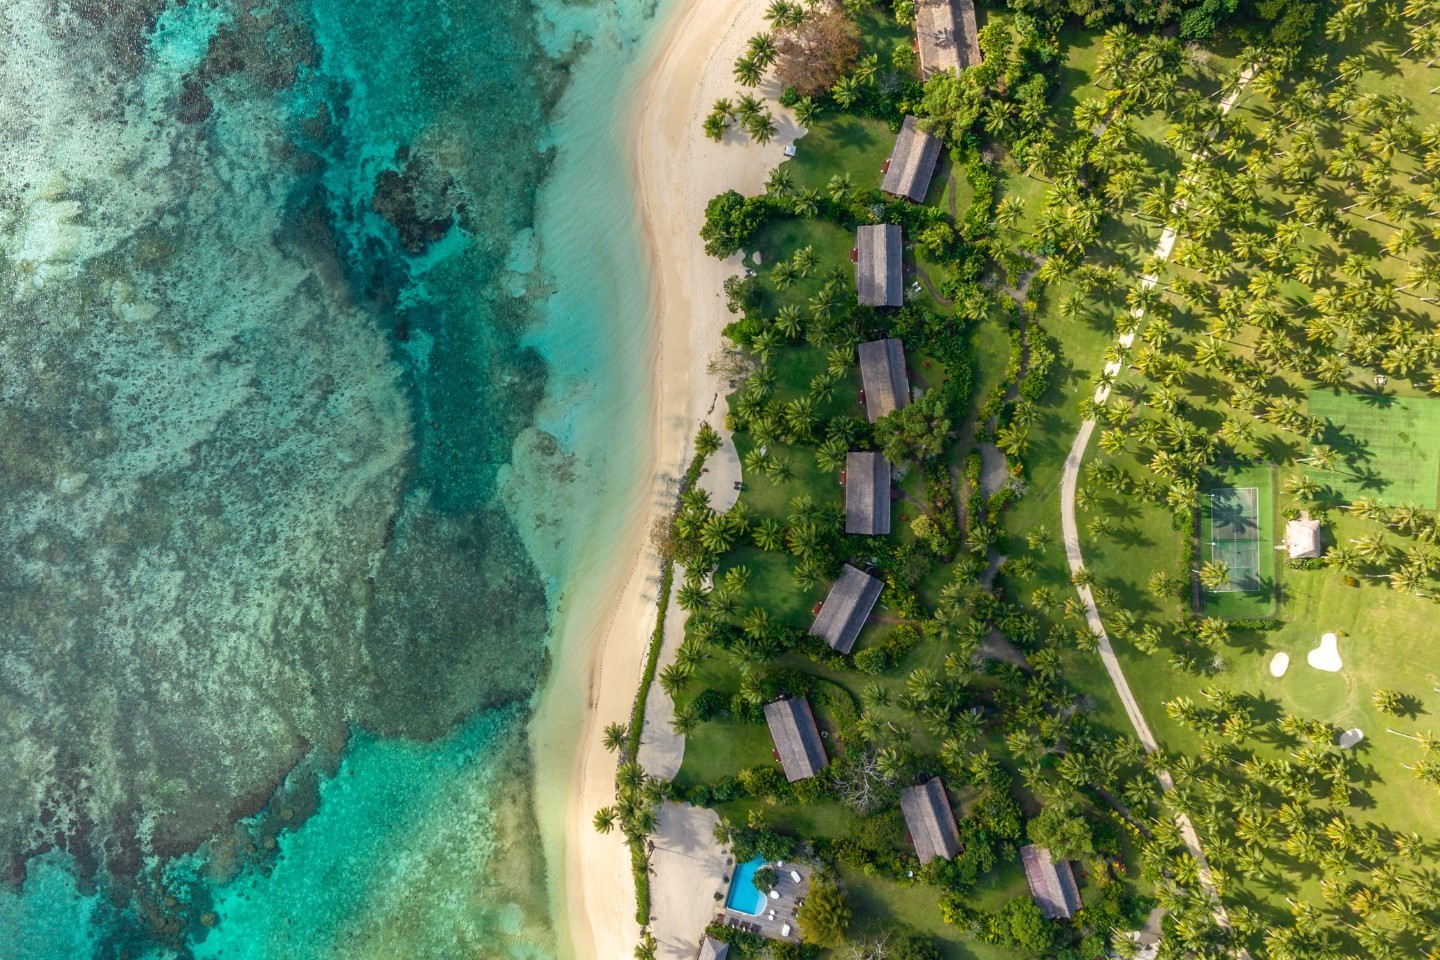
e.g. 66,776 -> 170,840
535,2 -> 800,960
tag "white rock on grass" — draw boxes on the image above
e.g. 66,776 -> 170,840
1338,728 -> 1364,749
1269,652 -> 1290,677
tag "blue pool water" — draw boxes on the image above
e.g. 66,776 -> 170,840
726,857 -> 769,916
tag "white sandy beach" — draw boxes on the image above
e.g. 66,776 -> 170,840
530,1 -> 801,959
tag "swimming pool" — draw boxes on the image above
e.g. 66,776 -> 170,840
725,856 -> 768,915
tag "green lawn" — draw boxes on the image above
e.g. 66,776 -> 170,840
835,859 -> 1030,960
1307,391 -> 1440,509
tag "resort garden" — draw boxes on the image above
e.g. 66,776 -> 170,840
606,1 -> 1440,958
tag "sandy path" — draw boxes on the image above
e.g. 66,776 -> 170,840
533,2 -> 800,959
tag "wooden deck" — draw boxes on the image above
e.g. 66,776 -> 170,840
717,864 -> 812,943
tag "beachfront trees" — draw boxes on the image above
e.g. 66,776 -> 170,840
702,190 -> 772,258
773,2 -> 860,96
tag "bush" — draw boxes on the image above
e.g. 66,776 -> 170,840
701,190 -> 772,258
796,875 -> 851,947
691,688 -> 729,721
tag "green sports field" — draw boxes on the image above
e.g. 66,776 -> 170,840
1308,391 -> 1440,509
1200,463 -> 1276,619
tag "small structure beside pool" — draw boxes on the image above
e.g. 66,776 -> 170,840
698,936 -> 729,960
718,857 -> 812,943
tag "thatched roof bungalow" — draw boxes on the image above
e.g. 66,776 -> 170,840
698,936 -> 730,960
1021,844 -> 1081,920
1286,517 -> 1322,559
857,338 -> 910,423
882,116 -> 943,203
764,696 -> 828,782
856,224 -> 903,307
901,778 -> 962,864
916,0 -> 982,78
810,564 -> 884,654
845,451 -> 892,536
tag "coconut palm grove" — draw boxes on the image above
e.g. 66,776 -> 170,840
606,1 -> 1440,958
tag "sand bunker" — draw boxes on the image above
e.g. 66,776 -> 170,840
1307,632 -> 1343,672
1338,728 -> 1364,749
1269,652 -> 1290,677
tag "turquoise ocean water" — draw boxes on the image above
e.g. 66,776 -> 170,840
0,0 -> 671,956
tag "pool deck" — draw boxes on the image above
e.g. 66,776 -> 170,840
717,863 -> 812,943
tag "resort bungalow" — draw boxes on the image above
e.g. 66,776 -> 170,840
916,0 -> 983,78
856,224 -> 903,308
1020,844 -> 1082,920
810,564 -> 885,654
881,116 -> 943,203
900,777 -> 962,864
857,337 -> 910,423
1286,517 -> 1323,559
698,936 -> 730,960
844,451 -> 892,535
764,696 -> 828,782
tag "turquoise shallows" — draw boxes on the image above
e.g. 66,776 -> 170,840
0,0 -> 674,954
725,857 -> 770,916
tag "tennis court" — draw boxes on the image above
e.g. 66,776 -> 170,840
1200,463 -> 1276,618
1308,391 -> 1440,509
1207,487 -> 1262,591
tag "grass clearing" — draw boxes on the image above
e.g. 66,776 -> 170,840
1307,391 -> 1440,509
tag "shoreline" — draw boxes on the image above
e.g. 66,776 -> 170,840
531,0 -> 801,958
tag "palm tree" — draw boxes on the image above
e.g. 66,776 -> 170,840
770,261 -> 796,290
826,172 -> 853,203
658,661 -> 692,696
733,54 -> 762,87
792,188 -> 819,219
670,703 -> 700,736
794,96 -> 818,127
815,435 -> 847,473
765,166 -> 792,196
852,52 -> 879,86
832,75 -> 861,107
747,32 -> 776,68
677,582 -> 709,612
593,806 -> 618,834
1198,560 -> 1231,591
995,195 -> 1026,229
752,518 -> 784,551
602,722 -> 627,753
746,110 -> 777,145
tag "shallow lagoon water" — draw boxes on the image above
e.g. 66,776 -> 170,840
0,0 -> 669,955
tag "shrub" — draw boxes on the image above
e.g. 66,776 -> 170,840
796,875 -> 851,947
701,190 -> 772,258
691,688 -> 729,721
